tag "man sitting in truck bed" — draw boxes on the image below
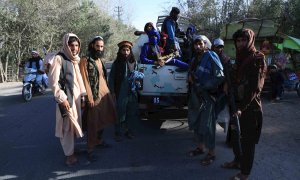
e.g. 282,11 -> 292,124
140,25 -> 189,70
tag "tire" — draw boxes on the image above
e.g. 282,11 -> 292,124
296,82 -> 300,97
22,84 -> 32,102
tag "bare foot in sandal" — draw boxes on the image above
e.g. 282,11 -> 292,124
221,160 -> 240,169
231,173 -> 249,180
65,154 -> 78,167
188,147 -> 205,157
200,153 -> 215,166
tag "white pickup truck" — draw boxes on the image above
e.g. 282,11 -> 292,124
137,63 -> 188,116
131,16 -> 191,118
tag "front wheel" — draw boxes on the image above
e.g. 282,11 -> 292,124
296,82 -> 300,97
22,84 -> 32,102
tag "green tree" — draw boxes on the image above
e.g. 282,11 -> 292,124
179,0 -> 299,38
282,0 -> 300,37
0,0 -> 136,82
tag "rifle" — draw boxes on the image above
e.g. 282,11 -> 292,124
224,62 -> 243,156
160,51 -> 180,62
154,51 -> 180,69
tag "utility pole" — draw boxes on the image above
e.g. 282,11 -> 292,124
114,6 -> 123,21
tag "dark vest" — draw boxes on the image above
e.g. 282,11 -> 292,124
113,60 -> 137,99
28,58 -> 41,70
57,52 -> 74,107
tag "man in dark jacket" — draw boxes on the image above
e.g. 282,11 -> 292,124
161,7 -> 181,55
222,29 -> 267,180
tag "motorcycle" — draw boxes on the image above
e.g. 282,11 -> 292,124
268,65 -> 300,98
22,68 -> 46,102
283,70 -> 300,97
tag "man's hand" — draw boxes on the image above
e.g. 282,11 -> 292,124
60,100 -> 70,110
157,58 -> 165,66
88,100 -> 95,108
234,109 -> 242,117
188,75 -> 194,84
172,44 -> 177,51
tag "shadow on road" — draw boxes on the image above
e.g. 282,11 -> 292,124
0,94 -> 24,107
0,92 -> 50,108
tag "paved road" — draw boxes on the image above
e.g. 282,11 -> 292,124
0,82 -> 299,180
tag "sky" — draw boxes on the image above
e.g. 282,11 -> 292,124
94,0 -> 182,31
127,0 -> 180,31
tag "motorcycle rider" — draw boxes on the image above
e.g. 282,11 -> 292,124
24,50 -> 48,90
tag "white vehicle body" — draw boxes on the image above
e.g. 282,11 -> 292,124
137,63 -> 188,113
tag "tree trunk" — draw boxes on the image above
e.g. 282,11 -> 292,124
16,35 -> 22,81
4,51 -> 9,82
0,59 -> 5,83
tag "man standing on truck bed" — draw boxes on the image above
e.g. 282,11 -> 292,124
161,7 -> 181,55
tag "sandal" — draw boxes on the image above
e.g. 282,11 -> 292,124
200,153 -> 215,166
231,173 -> 249,180
221,161 -> 240,169
189,147 -> 205,157
65,155 -> 78,167
124,131 -> 135,139
96,141 -> 111,148
114,133 -> 123,142
87,151 -> 97,162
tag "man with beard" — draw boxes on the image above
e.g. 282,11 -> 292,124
25,50 -> 47,90
108,41 -> 139,142
221,29 -> 266,180
79,36 -> 117,162
187,35 -> 224,166
161,7 -> 181,55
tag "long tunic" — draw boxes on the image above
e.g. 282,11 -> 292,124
232,29 -> 267,175
79,57 -> 117,147
108,60 -> 138,124
236,51 -> 266,143
49,55 -> 86,139
188,52 -> 224,149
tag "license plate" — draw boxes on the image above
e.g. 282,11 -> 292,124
153,97 -> 160,104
